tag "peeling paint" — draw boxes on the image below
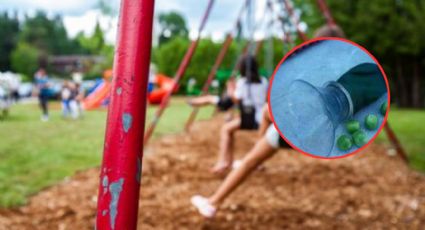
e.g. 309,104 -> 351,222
102,210 -> 108,216
116,87 -> 122,95
109,178 -> 124,229
122,113 -> 132,133
102,175 -> 109,195
136,158 -> 142,183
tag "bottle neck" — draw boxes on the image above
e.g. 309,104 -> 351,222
319,81 -> 353,126
336,63 -> 387,113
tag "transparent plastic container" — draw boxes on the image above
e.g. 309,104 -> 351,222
276,63 -> 386,156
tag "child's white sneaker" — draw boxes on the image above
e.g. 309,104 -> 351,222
191,195 -> 216,218
41,115 -> 49,122
232,159 -> 242,169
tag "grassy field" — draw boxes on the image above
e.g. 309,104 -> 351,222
0,100 -> 424,207
0,98 -> 213,207
376,108 -> 425,172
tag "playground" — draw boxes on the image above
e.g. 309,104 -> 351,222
1,0 -> 425,229
1,103 -> 425,229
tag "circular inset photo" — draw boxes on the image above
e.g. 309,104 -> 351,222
268,38 -> 390,159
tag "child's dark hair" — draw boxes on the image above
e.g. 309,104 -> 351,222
239,55 -> 261,83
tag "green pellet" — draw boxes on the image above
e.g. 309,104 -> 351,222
337,135 -> 353,151
365,114 -> 378,130
380,102 -> 388,116
353,130 -> 367,147
345,120 -> 360,134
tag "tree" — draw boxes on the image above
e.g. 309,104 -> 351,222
75,21 -> 115,80
153,37 -> 189,77
0,12 -> 20,71
11,42 -> 41,79
152,36 -> 295,93
77,21 -> 106,55
295,0 -> 425,108
20,11 -> 82,55
158,11 -> 189,45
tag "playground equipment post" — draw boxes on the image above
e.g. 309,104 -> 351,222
95,0 -> 155,229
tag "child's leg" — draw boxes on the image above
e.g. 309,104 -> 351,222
211,118 -> 241,174
70,100 -> 79,119
62,100 -> 67,117
188,95 -> 219,107
258,105 -> 272,137
209,138 -> 276,206
66,100 -> 72,117
192,137 -> 277,218
40,95 -> 49,116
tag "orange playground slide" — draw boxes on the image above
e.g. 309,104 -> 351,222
148,74 -> 177,104
82,71 -> 177,109
82,70 -> 113,110
82,81 -> 111,110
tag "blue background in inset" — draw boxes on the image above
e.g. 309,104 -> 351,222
270,40 -> 388,157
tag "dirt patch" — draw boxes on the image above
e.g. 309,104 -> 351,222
1,116 -> 425,229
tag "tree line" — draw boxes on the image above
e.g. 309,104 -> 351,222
155,1 -> 425,108
298,0 -> 425,108
0,0 -> 423,108
0,11 -> 112,80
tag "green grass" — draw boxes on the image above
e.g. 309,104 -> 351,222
0,97 -> 213,207
0,101 -> 424,208
376,108 -> 425,172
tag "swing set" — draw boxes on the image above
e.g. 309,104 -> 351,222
95,0 -> 408,229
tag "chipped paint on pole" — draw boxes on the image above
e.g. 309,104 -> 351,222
95,0 -> 155,229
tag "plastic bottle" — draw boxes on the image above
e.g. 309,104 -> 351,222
276,63 -> 386,156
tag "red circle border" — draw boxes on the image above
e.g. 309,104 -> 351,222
267,37 -> 391,160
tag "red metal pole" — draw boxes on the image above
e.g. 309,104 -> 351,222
228,1 -> 271,81
282,0 -> 308,42
183,0 -> 253,131
144,0 -> 215,144
184,34 -> 234,131
95,0 -> 155,229
315,0 -> 336,26
254,40 -> 264,55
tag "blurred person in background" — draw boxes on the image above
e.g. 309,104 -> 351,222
61,81 -> 72,118
34,68 -> 50,122
9,75 -> 20,103
72,72 -> 84,118
69,81 -> 80,119
75,82 -> 85,118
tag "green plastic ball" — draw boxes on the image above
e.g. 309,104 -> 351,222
345,120 -> 360,134
337,135 -> 353,151
365,114 -> 378,130
380,102 -> 388,116
353,130 -> 367,147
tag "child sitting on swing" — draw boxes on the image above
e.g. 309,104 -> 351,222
192,104 -> 291,217
191,23 -> 345,218
211,55 -> 269,175
187,77 -> 236,113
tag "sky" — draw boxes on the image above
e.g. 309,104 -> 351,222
0,0 -> 304,44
